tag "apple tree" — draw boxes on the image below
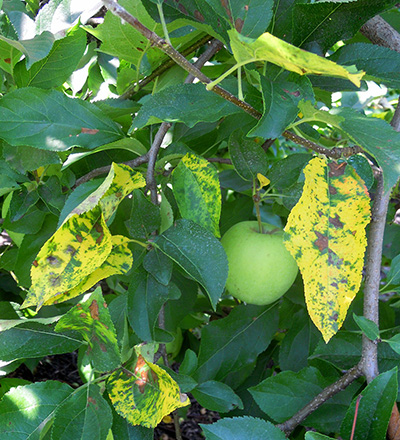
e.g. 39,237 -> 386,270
0,0 -> 400,439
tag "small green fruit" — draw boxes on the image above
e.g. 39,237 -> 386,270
221,221 -> 298,305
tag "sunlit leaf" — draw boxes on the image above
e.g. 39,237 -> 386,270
284,157 -> 371,342
22,205 -> 112,310
55,287 -> 121,372
228,29 -> 364,86
107,355 -> 189,428
44,235 -> 132,307
172,153 -> 221,237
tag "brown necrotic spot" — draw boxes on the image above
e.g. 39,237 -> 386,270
33,260 -> 39,267
329,214 -> 344,229
328,161 -> 346,177
283,88 -> 300,97
329,185 -> 337,195
76,234 -> 83,243
65,245 -> 76,256
235,17 -> 244,32
178,3 -> 188,14
46,255 -> 61,266
221,0 -> 233,22
314,231 -> 329,252
89,300 -> 100,320
194,10 -> 204,21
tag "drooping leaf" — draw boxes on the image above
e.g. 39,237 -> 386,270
55,287 -> 121,372
44,235 -> 133,306
51,384 -> 113,440
248,75 -> 313,139
154,219 -> 228,309
22,205 -> 113,309
340,368 -> 398,440
172,152 -> 221,237
201,416 -> 287,440
228,130 -> 268,181
14,25 -> 86,89
284,157 -> 371,342
293,0 -> 398,53
127,269 -> 181,342
353,314 -> 379,341
194,304 -> 278,383
0,322 -> 82,362
228,29 -> 364,87
0,88 -> 124,151
0,381 -> 73,440
107,356 -> 189,428
131,83 -> 241,130
192,380 -> 243,413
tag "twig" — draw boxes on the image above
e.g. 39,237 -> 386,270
361,16 -> 400,54
276,364 -> 363,436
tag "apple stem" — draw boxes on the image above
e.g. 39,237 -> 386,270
253,178 -> 264,234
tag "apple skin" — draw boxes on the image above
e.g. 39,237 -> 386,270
221,221 -> 298,305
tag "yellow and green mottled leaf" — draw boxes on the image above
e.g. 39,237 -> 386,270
284,157 -> 371,343
22,206 -> 112,310
43,235 -> 132,306
100,163 -> 145,222
55,287 -> 121,372
107,355 -> 189,428
228,30 -> 364,87
172,153 -> 221,237
64,163 -> 145,224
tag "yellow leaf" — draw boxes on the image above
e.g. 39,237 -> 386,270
43,235 -> 132,306
229,30 -> 364,87
284,157 -> 371,342
22,206 -> 112,310
257,173 -> 270,189
107,355 -> 189,428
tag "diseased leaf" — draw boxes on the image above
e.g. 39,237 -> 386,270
107,356 -> 189,428
155,219 -> 228,309
172,153 -> 221,237
131,83 -> 241,130
55,287 -> 121,372
284,157 -> 371,342
340,368 -> 398,440
228,29 -> 364,87
22,205 -> 113,309
51,384 -> 112,440
44,235 -> 133,306
0,88 -> 124,151
0,381 -> 73,440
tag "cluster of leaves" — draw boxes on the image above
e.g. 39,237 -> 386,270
0,0 -> 399,439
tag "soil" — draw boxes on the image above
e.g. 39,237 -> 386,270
7,353 -> 220,439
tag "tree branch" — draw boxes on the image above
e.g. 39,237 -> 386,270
361,15 -> 400,54
277,364 -> 363,436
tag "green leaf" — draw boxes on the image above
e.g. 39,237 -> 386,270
22,205 -> 113,309
0,88 -> 124,151
2,144 -> 61,173
131,83 -> 241,130
194,304 -> 278,382
340,368 -> 398,440
127,269 -> 180,342
347,155 -> 374,190
0,322 -> 82,362
248,76 -> 313,139
228,130 -> 268,181
143,248 -> 173,286
330,43 -> 400,88
228,29 -> 364,87
385,254 -> 400,285
384,334 -> 400,354
0,31 -> 54,69
192,380 -> 243,413
155,219 -> 228,309
14,25 -> 86,89
0,378 -> 31,400
201,416 -> 287,440
55,287 -> 121,372
293,0 -> 398,53
172,152 -> 221,237
284,158 -> 371,342
51,384 -> 113,440
0,381 -> 73,440
126,189 -> 161,240
268,153 -> 311,191
305,434 -> 335,440
111,408 -> 154,440
107,357 -> 189,428
353,313 -> 379,340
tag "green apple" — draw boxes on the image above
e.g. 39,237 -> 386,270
221,221 -> 298,305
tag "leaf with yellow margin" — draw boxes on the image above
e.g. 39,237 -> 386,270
55,287 -> 121,372
228,30 -> 364,87
284,157 -> 371,342
22,205 -> 112,310
43,235 -> 132,306
172,153 -> 221,237
107,355 -> 189,428
62,162 -> 145,225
